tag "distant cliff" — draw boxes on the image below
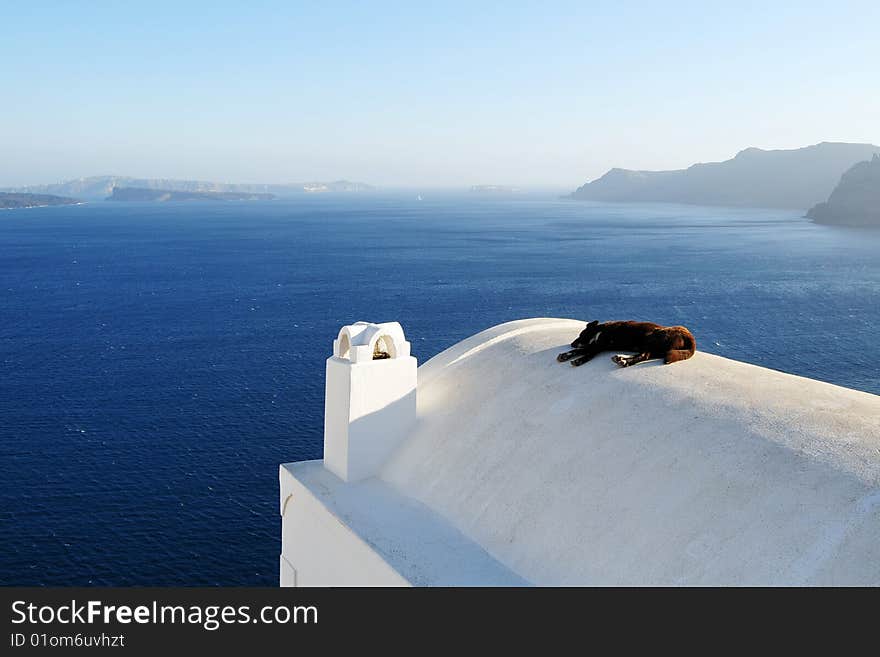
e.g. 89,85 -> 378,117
3,176 -> 374,200
806,155 -> 880,227
570,142 -> 880,210
107,187 -> 275,202
0,192 -> 81,209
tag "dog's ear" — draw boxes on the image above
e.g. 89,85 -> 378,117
586,320 -> 599,329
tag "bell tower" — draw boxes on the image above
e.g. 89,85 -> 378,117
323,321 -> 417,482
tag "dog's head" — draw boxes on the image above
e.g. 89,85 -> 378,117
571,320 -> 602,348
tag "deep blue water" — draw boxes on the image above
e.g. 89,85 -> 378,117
1,195 -> 879,585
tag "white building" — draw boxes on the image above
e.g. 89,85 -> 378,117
280,318 -> 880,586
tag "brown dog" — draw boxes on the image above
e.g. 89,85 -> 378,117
557,320 -> 696,368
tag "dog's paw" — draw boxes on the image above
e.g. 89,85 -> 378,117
556,352 -> 570,362
611,354 -> 628,367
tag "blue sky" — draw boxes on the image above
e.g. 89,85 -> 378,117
2,1 -> 878,188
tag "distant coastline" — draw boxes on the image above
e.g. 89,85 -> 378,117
568,142 -> 880,210
470,185 -> 521,194
106,187 -> 276,202
0,192 -> 82,210
1,204 -> 85,211
2,176 -> 375,201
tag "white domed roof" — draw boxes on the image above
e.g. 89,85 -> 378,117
378,318 -> 880,585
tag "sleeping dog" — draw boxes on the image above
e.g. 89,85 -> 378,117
557,320 -> 696,368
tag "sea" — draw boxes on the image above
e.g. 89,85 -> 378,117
1,193 -> 878,585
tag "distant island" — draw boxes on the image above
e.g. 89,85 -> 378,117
0,192 -> 81,209
302,181 -> 373,193
107,187 -> 276,202
807,155 -> 880,227
470,185 -> 521,194
569,142 -> 880,210
2,176 -> 375,200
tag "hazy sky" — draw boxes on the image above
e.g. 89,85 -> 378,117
2,1 -> 878,188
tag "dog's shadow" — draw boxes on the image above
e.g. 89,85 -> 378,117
537,347 -> 666,372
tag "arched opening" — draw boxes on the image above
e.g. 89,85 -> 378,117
372,334 -> 397,360
338,333 -> 352,360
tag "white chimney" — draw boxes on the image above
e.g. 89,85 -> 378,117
323,321 -> 417,482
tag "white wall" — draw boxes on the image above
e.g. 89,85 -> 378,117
323,355 -> 417,482
280,463 -> 409,587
